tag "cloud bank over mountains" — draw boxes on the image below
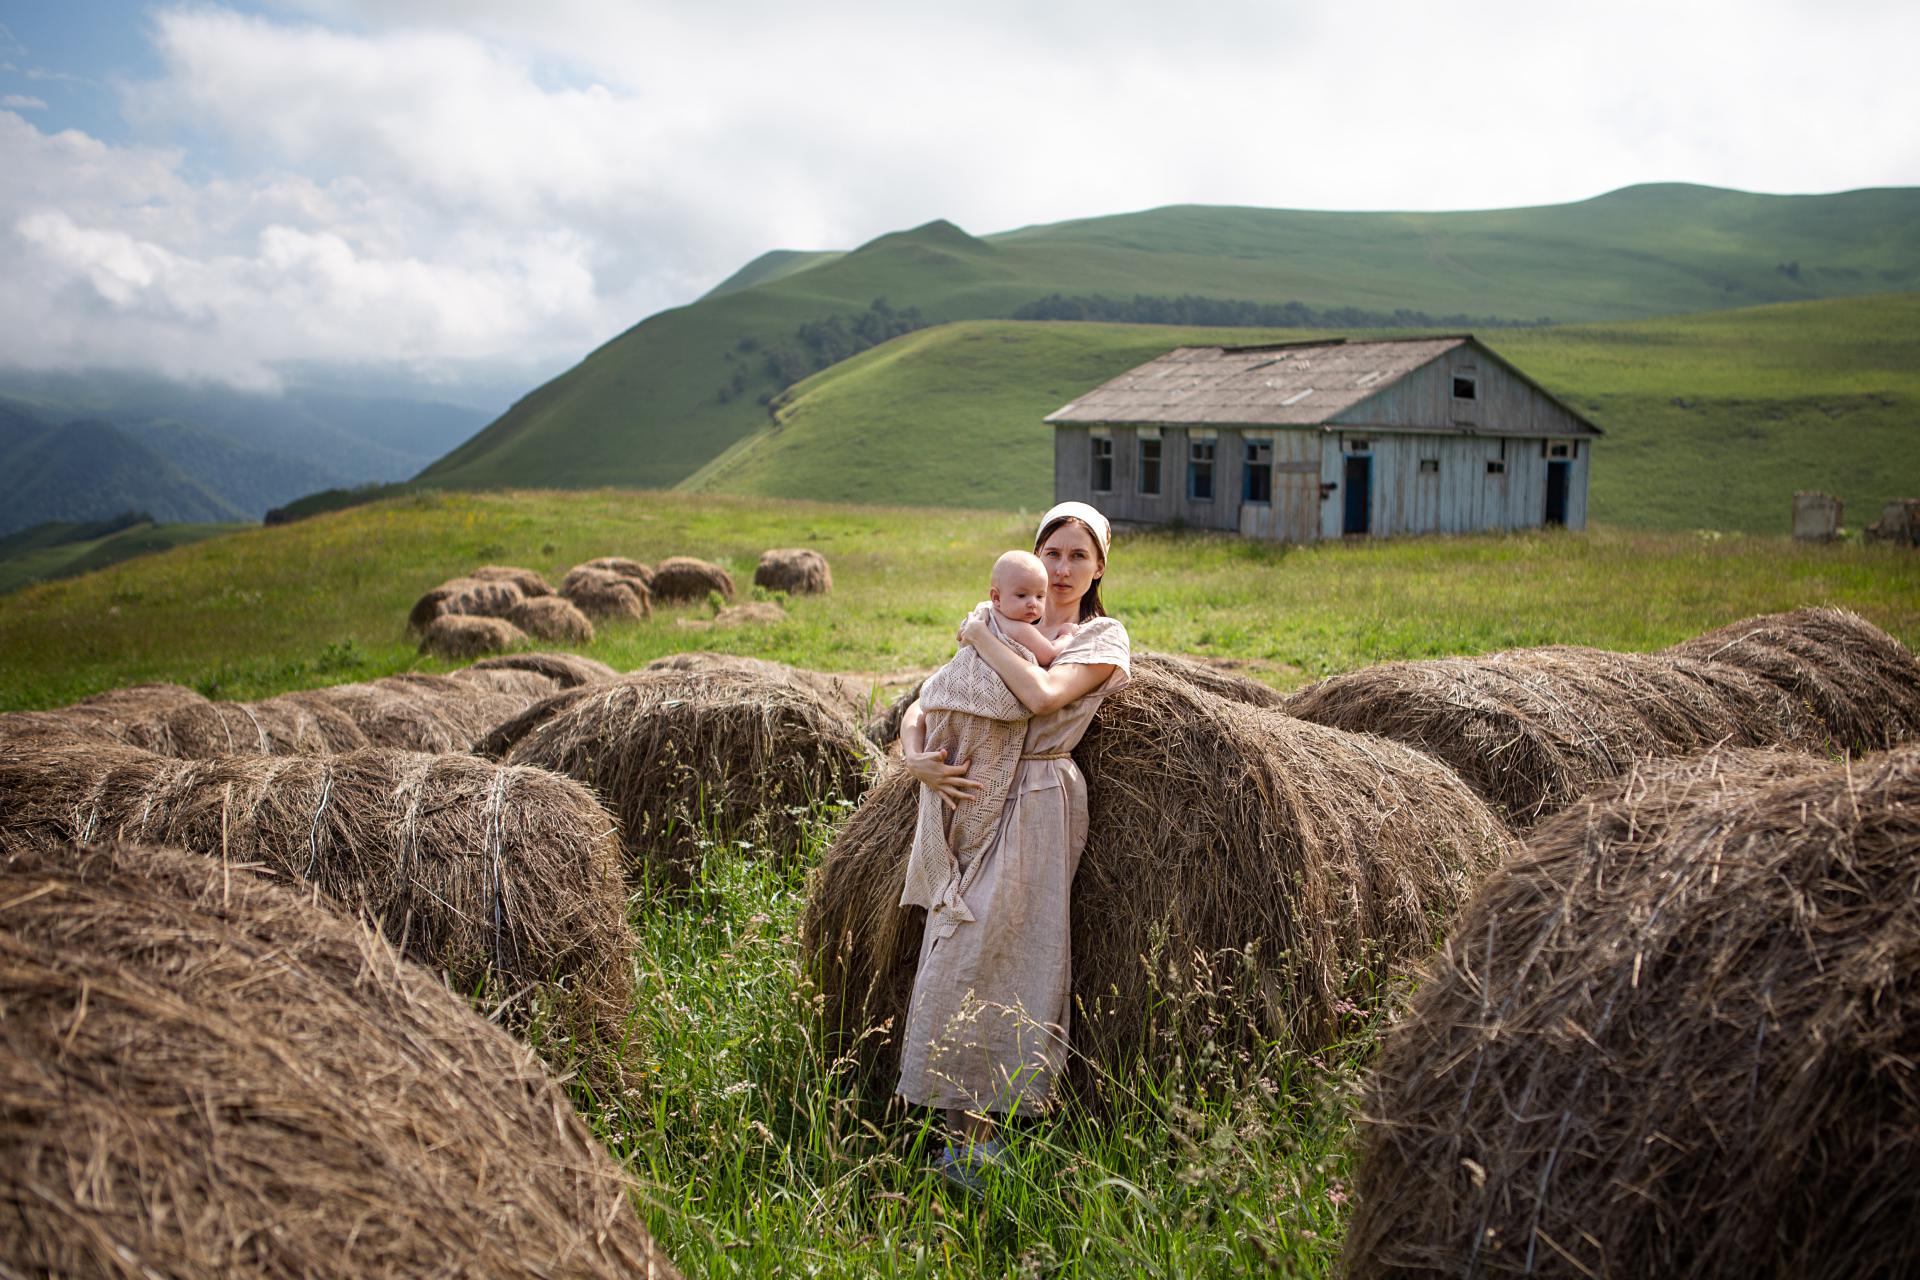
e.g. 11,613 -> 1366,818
1,0 -> 1917,398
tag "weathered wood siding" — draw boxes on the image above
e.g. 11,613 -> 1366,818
1329,348 -> 1593,438
1316,432 -> 1589,537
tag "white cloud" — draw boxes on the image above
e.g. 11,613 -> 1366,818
1,93 -> 45,109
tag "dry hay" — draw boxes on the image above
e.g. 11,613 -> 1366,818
501,668 -> 874,887
0,744 -> 637,1056
562,566 -> 652,620
1344,745 -> 1918,1279
803,665 -> 1515,1091
507,593 -> 596,644
0,838 -> 676,1279
151,689 -> 372,757
650,555 -> 736,604
468,650 -> 619,689
754,547 -> 832,594
715,601 -> 787,627
448,663 -> 563,701
580,555 -> 654,588
1667,606 -> 1920,754
421,613 -> 528,659
862,680 -> 923,750
1282,644 -> 1823,827
1133,650 -> 1287,708
468,563 -> 554,596
299,673 -> 531,754
406,575 -> 526,632
0,682 -> 206,752
642,651 -> 872,723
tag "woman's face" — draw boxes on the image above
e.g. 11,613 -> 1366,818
1036,520 -> 1103,611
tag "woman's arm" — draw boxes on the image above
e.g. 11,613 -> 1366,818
958,614 -> 1113,715
898,698 -> 984,809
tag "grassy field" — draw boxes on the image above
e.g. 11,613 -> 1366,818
417,185 -> 1920,494
4,487 -> 1918,1276
683,293 -> 1920,534
0,517 -> 244,597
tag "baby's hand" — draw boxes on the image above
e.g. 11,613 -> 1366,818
1055,622 -> 1079,641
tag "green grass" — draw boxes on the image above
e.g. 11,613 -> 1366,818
3,488 -> 1915,713
417,184 -> 1920,495
0,518 -> 245,597
683,292 -> 1920,534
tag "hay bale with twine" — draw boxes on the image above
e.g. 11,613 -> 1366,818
754,547 -> 832,595
421,613 -> 528,659
562,566 -> 652,620
154,691 -> 373,757
0,683 -> 208,754
407,575 -> 525,632
1283,644 -> 1822,826
1667,606 -> 1920,754
1345,745 -> 1917,1279
1134,650 -> 1287,708
501,668 -> 874,887
507,594 -> 596,644
448,663 -> 563,702
297,673 -> 531,753
641,651 -> 872,724
650,556 -> 735,604
469,650 -> 618,689
0,838 -> 676,1279
581,556 -> 654,588
803,665 -> 1515,1091
0,744 -> 637,1057
468,563 -> 553,596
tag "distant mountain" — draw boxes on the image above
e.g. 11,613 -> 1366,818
0,373 -> 492,536
417,184 -> 1920,495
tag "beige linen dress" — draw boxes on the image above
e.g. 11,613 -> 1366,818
895,617 -> 1131,1115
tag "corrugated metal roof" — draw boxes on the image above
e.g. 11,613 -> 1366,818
1045,336 -> 1470,427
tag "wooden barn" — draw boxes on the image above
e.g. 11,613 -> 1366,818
1046,336 -> 1600,540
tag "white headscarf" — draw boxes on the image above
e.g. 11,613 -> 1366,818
1036,501 -> 1111,556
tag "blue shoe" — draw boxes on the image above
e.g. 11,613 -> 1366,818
936,1140 -> 1004,1195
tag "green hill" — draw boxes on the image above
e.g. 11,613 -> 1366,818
682,292 -> 1920,534
0,515 -> 242,596
417,184 -> 1920,496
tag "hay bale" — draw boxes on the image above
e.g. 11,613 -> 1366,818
803,666 -> 1515,1091
650,556 -> 735,604
642,651 -> 871,723
754,547 -> 832,595
468,650 -> 619,689
1134,650 -> 1287,708
1283,645 -> 1822,826
581,556 -> 654,588
448,663 -> 563,701
296,673 -> 530,754
407,576 -> 525,632
503,668 -> 874,887
716,601 -> 786,627
561,566 -> 652,621
420,613 -> 527,659
468,563 -> 553,596
861,680 -> 924,750
0,744 -> 637,1056
1345,745 -> 1916,1279
0,838 -> 676,1279
507,594 -> 596,644
157,691 -> 372,757
1668,606 -> 1920,754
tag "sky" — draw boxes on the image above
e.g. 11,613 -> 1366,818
2,0 -> 1917,408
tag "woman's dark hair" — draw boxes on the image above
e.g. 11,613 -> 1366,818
1035,516 -> 1107,622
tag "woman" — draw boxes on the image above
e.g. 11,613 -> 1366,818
895,501 -> 1131,1182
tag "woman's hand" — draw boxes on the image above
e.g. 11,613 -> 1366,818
901,747 -> 984,810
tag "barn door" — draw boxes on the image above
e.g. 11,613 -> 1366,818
1545,460 -> 1570,526
1343,454 -> 1372,534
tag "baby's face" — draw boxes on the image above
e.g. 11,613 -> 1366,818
991,563 -> 1048,623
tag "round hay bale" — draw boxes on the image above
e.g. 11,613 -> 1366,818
503,668 -> 874,888
447,663 -> 563,701
1668,606 -> 1920,754
306,672 -> 531,753
468,650 -> 619,689
407,575 -> 525,632
507,594 -> 596,644
468,563 -> 554,596
803,665 -> 1516,1092
421,613 -> 528,660
0,744 -> 637,1057
561,567 -> 651,621
0,838 -> 676,1279
157,692 -> 372,757
753,547 -> 832,595
641,651 -> 872,725
1345,745 -> 1915,1279
580,556 -> 654,588
1283,644 -> 1822,826
650,556 -> 735,604
1134,650 -> 1287,708
716,601 -> 786,627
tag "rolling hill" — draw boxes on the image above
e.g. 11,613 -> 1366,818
682,292 -> 1920,534
417,184 -> 1920,496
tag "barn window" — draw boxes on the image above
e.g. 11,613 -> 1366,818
1188,438 -> 1216,501
1138,436 -> 1162,496
1346,438 -> 1370,453
1090,435 -> 1114,492
1544,440 -> 1573,459
1453,375 -> 1477,401
1419,458 -> 1440,474
1243,438 -> 1273,504
1487,460 -> 1506,475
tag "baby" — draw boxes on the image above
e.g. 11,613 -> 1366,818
988,550 -> 1075,666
